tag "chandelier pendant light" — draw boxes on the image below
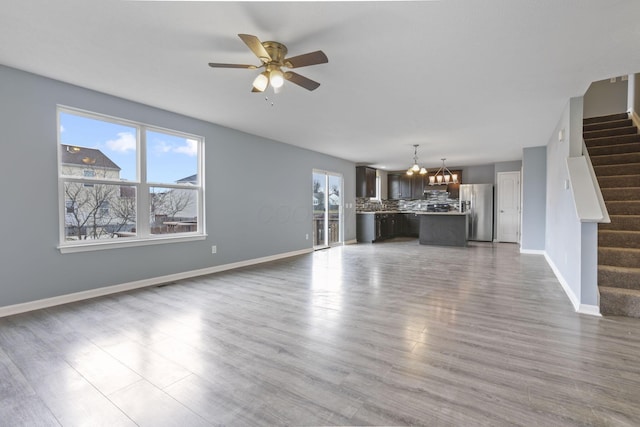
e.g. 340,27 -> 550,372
406,144 -> 427,176
429,158 -> 458,185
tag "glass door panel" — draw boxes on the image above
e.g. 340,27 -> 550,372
313,170 -> 342,249
313,172 -> 327,248
328,174 -> 342,246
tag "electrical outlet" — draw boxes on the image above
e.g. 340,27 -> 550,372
211,245 -> 217,254
305,234 -> 309,240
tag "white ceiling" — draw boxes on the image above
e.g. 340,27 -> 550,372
3,1 -> 640,171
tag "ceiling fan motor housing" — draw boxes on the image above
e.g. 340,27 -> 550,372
262,41 -> 288,65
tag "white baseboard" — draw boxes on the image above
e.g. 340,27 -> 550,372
578,304 -> 602,317
519,248 -> 545,255
544,252 -> 580,312
543,252 -> 601,317
0,248 -> 313,318
344,239 -> 358,245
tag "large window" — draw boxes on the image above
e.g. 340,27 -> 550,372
57,107 -> 205,252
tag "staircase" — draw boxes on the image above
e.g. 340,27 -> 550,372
584,112 -> 640,317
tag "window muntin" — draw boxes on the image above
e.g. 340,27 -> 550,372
58,107 -> 204,250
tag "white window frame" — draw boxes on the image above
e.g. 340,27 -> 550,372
57,106 -> 206,253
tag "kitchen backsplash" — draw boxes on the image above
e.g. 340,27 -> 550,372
356,198 -> 399,211
357,191 -> 459,212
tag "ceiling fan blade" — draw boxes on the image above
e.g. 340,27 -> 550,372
284,50 -> 328,68
238,34 -> 271,63
208,62 -> 257,69
285,71 -> 321,91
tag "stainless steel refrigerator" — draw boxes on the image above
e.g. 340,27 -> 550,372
459,184 -> 494,241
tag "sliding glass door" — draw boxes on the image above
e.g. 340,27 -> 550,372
312,170 -> 343,249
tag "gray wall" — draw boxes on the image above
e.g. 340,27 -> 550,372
461,164 -> 495,184
0,65 -> 356,307
521,146 -> 547,251
583,77 -> 628,118
544,96 -> 599,308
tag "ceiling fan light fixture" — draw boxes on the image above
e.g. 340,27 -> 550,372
269,68 -> 284,88
252,72 -> 269,92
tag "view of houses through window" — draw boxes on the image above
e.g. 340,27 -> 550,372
312,171 -> 342,248
58,107 -> 203,247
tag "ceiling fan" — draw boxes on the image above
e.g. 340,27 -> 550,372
208,34 -> 328,93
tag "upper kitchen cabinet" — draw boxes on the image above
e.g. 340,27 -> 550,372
356,166 -> 377,198
411,175 -> 426,199
388,173 -> 412,199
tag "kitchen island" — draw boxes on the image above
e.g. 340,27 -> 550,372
356,211 -> 468,246
417,211 -> 468,247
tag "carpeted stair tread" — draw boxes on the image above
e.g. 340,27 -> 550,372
584,133 -> 640,147
584,113 -> 629,124
590,152 -> 640,166
583,119 -> 632,132
600,187 -> 640,201
593,163 -> 640,176
597,174 -> 640,188
584,126 -> 637,139
603,200 -> 640,215
599,286 -> 640,317
598,265 -> 640,290
599,215 -> 640,231
598,247 -> 640,268
587,141 -> 640,156
598,229 -> 640,248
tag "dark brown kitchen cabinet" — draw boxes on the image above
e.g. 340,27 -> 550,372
388,174 -> 412,199
356,166 -> 376,198
358,212 -> 422,242
411,175 -> 426,199
404,213 -> 420,237
357,213 -> 404,243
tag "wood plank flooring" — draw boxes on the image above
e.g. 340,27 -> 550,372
2,239 -> 640,426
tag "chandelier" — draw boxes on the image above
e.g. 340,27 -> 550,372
406,144 -> 427,176
429,158 -> 458,185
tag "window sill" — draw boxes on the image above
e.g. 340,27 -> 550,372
58,233 -> 207,254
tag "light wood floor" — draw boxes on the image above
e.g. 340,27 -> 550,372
2,239 -> 640,426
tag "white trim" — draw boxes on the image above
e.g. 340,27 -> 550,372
519,248 -> 545,255
630,110 -> 640,129
578,304 -> 602,317
0,248 -> 312,318
542,252 -> 602,316
566,156 -> 605,222
544,251 -> 580,312
59,234 -> 207,253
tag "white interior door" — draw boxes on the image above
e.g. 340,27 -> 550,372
497,171 -> 521,243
